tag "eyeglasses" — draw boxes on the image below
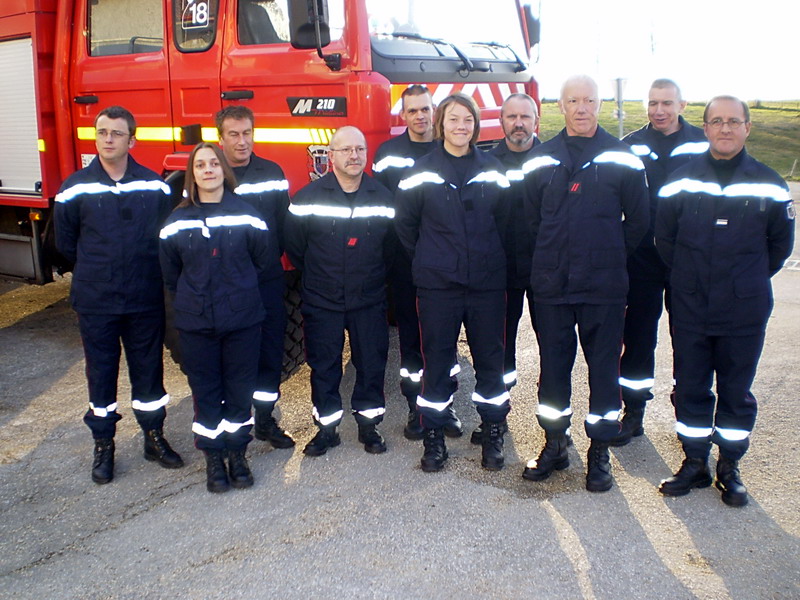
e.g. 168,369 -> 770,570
330,146 -> 367,155
96,129 -> 130,139
704,118 -> 747,130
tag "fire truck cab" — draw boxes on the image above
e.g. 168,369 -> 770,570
0,0 -> 539,283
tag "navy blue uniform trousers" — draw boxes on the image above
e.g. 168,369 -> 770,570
417,288 -> 508,429
180,325 -> 260,451
302,302 -> 388,427
391,278 -> 424,406
253,276 -> 287,406
504,286 -> 536,387
672,328 -> 763,461
79,310 -> 166,439
534,303 -> 625,441
619,269 -> 672,407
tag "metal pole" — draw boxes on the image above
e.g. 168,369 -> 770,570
616,78 -> 624,139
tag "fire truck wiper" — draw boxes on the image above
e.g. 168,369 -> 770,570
390,32 -> 477,73
467,41 -> 528,73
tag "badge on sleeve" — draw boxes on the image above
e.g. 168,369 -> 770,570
788,203 -> 796,220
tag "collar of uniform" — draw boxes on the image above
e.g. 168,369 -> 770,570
549,125 -> 615,170
319,171 -> 380,198
88,154 -> 142,185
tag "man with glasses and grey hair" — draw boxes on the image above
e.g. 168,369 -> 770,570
285,126 -> 395,457
655,95 -> 794,507
55,106 -> 183,486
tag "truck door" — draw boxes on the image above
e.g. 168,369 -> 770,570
166,0 -> 224,148
219,0 -> 353,191
69,0 -> 173,174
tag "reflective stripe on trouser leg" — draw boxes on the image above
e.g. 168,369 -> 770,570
392,277 -> 424,402
464,289 -> 509,423
346,303 -> 389,425
416,288 -> 463,429
710,332 -> 764,461
620,275 -> 665,407
576,303 -> 625,441
79,311 -> 166,438
79,312 -> 124,439
504,287 -> 526,386
301,304 -> 346,429
671,328 -> 716,459
256,277 -> 287,404
121,310 -> 168,431
181,325 -> 259,451
534,304 -> 578,434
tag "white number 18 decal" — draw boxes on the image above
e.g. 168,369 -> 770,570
183,0 -> 209,28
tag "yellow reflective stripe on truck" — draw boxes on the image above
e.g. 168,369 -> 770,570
77,127 -> 334,145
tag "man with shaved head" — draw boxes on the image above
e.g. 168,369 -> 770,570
612,79 -> 709,447
285,126 -> 395,456
521,75 -> 649,492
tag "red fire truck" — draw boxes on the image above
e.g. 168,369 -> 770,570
0,0 -> 539,369
0,0 -> 539,283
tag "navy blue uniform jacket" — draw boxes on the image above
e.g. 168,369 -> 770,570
233,154 -> 289,281
656,150 -> 794,335
55,156 -> 171,314
394,143 -> 511,292
623,116 -> 708,279
523,126 -> 649,304
489,137 -> 541,289
373,129 -> 434,283
284,172 -> 394,312
159,190 -> 272,333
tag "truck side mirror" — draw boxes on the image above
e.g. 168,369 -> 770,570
289,0 -> 330,49
524,5 -> 540,49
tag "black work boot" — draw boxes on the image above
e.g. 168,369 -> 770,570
205,450 -> 230,493
91,438 -> 115,485
659,457 -> 712,496
421,428 -> 448,472
481,421 -> 507,471
715,457 -> 749,507
404,409 -> 425,441
609,405 -> 646,447
358,423 -> 387,454
443,405 -> 463,438
227,449 -> 254,489
586,441 -> 613,492
522,432 -> 570,481
303,426 -> 341,457
254,406 -> 295,449
470,423 -> 484,445
143,429 -> 184,468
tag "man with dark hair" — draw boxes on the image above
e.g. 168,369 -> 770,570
612,79 -> 709,446
656,95 -> 794,507
521,76 -> 649,492
55,106 -> 183,485
216,105 -> 294,449
286,126 -> 395,456
372,86 -> 464,441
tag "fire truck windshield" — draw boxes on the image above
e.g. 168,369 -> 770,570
365,0 -> 528,62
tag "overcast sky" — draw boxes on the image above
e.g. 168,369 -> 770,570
528,0 -> 800,101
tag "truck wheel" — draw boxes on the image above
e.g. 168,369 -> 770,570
282,269 -> 305,380
162,290 -> 185,373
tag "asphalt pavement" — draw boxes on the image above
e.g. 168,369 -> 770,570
0,186 -> 798,599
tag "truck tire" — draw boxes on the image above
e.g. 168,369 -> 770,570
162,272 -> 306,381
281,269 -> 305,380
162,289 -> 185,373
